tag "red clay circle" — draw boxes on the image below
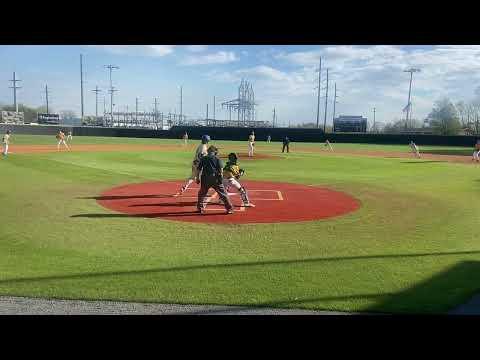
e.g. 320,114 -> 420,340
96,180 -> 360,224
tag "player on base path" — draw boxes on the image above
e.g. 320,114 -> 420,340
56,130 -> 70,151
473,139 -> 480,162
248,131 -> 255,157
2,130 -> 11,157
175,134 -> 210,196
409,141 -> 420,158
222,153 -> 255,208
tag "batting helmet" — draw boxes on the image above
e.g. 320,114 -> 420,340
201,135 -> 211,144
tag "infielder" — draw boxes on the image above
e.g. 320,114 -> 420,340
222,153 -> 255,208
56,130 -> 70,151
267,135 -> 271,143
325,139 -> 333,151
409,141 -> 420,158
248,131 -> 255,157
175,134 -> 210,196
473,139 -> 480,162
2,130 -> 11,157
182,132 -> 188,146
196,146 -> 234,214
66,130 -> 73,142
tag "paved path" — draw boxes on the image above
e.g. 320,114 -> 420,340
0,296 -> 356,315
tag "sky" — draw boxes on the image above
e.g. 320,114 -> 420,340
1,45 -> 480,127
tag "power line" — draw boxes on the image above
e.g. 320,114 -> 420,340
9,71 -> 22,113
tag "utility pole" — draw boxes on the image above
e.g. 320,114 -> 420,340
206,103 -> 209,120
91,86 -> 102,118
323,68 -> 329,132
80,54 -> 84,119
135,97 -> 139,124
45,84 -> 50,113
273,107 -> 276,128
373,107 -> 376,133
213,96 -> 216,120
404,67 -> 421,130
105,64 -> 119,120
180,86 -> 183,121
9,72 -> 22,113
153,97 -> 158,123
103,95 -> 106,116
332,82 -> 338,122
316,56 -> 322,128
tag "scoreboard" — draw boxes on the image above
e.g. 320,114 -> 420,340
37,113 -> 60,125
333,116 -> 367,133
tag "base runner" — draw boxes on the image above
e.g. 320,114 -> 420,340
56,130 -> 70,151
409,141 -> 420,158
2,130 -> 11,157
175,135 -> 210,196
222,153 -> 255,208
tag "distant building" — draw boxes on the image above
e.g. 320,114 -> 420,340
333,115 -> 367,133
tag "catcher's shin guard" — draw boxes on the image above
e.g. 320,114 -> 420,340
239,187 -> 250,205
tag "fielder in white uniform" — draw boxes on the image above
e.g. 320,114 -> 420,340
56,130 -> 70,151
175,135 -> 210,196
410,141 -> 420,158
325,139 -> 333,151
2,130 -> 11,157
248,131 -> 255,157
66,131 -> 73,142
473,140 -> 480,162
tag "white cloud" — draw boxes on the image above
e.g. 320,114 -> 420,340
89,45 -> 175,57
182,51 -> 238,65
185,45 -> 208,52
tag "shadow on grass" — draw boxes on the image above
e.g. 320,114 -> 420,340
400,160 -> 446,164
2,251 -> 480,313
421,149 -> 473,156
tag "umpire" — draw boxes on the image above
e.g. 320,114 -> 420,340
197,145 -> 234,214
282,136 -> 290,153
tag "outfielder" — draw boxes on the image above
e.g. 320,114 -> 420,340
175,134 -> 210,196
66,130 -> 73,142
473,139 -> 480,162
182,132 -> 188,146
409,141 -> 420,158
248,131 -> 255,157
2,130 -> 11,157
222,153 -> 255,208
56,130 -> 70,151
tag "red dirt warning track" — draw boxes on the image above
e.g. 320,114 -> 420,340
96,180 -> 360,224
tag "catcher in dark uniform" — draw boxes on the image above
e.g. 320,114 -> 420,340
222,153 -> 255,208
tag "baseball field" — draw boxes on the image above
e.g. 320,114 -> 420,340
1,134 -> 479,314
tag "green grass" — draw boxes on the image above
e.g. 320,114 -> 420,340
1,134 -> 479,314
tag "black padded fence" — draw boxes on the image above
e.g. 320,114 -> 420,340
1,123 -> 479,147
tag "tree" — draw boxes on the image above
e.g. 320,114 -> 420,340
383,118 -> 423,133
427,98 -> 461,135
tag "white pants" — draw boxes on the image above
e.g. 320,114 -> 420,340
223,177 -> 250,205
248,142 -> 254,156
180,162 -> 200,193
2,144 -> 8,155
473,150 -> 480,161
67,135 -> 72,141
57,139 -> 69,149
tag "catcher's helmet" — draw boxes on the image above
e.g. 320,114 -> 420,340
201,135 -> 211,144
227,152 -> 238,162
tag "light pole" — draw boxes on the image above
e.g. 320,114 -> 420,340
404,67 -> 421,129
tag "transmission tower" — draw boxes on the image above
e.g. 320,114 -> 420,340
332,82 -> 339,122
105,64 -> 119,120
403,67 -> 421,129
9,72 -> 22,113
44,84 -> 50,113
91,86 -> 102,118
323,68 -> 329,132
315,56 -> 322,128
